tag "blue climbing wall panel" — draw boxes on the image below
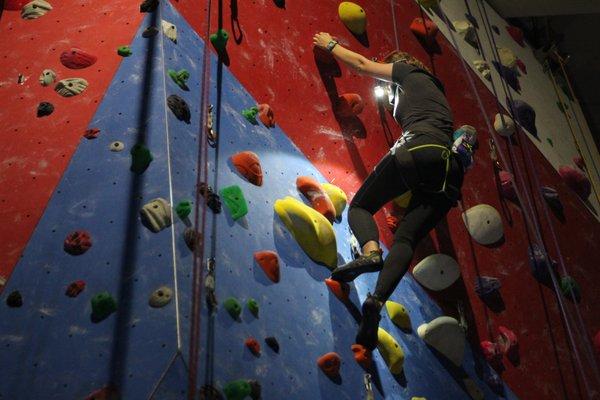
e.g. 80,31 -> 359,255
0,1 -> 519,399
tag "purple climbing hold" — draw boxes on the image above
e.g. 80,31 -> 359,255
507,98 -> 537,137
265,336 -> 280,353
6,290 -> 23,308
492,61 -> 520,92
474,276 -> 501,297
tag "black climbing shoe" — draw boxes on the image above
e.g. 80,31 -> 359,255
356,294 -> 383,351
330,250 -> 383,282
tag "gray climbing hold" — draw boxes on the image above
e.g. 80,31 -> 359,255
161,20 -> 177,43
54,78 -> 88,97
413,254 -> 460,291
149,286 -> 173,308
39,69 -> 56,86
462,204 -> 503,245
454,20 -> 478,48
418,316 -> 465,366
473,60 -> 491,80
21,0 -> 52,19
140,198 -> 172,232
493,114 -> 515,137
110,141 -> 125,152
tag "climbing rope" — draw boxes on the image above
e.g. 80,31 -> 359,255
188,0 -> 214,398
389,0 -> 400,51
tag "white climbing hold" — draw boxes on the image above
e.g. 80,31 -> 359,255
453,20 -> 477,47
140,198 -> 172,233
54,78 -> 88,97
21,0 -> 52,19
497,47 -> 517,69
418,316 -> 465,366
473,60 -> 491,80
161,20 -> 177,43
462,204 -> 503,245
493,114 -> 515,137
39,69 -> 56,86
413,254 -> 460,291
110,141 -> 125,152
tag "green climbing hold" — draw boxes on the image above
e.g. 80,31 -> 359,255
130,143 -> 153,174
210,28 -> 229,53
219,185 -> 248,220
246,298 -> 259,317
547,138 -> 554,147
223,380 -> 251,400
560,276 -> 581,302
91,291 -> 117,322
241,107 -> 259,125
117,45 -> 132,57
168,68 -> 190,90
175,200 -> 192,220
224,297 -> 242,320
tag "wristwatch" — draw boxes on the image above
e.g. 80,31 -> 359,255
326,40 -> 338,52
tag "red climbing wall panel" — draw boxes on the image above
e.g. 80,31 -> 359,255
0,0 -> 144,278
170,0 -> 600,398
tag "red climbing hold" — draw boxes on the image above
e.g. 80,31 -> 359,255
60,48 -> 98,69
258,104 -> 275,128
498,170 -> 517,202
386,215 -> 399,232
573,155 -> 586,170
559,165 -> 591,199
296,176 -> 336,223
64,230 -> 92,255
84,128 -> 100,140
85,385 -> 119,400
515,59 -> 527,75
65,280 -> 86,297
410,17 -> 438,40
254,250 -> 280,283
3,0 -> 27,10
317,352 -> 341,380
336,93 -> 364,117
325,278 -> 350,303
245,337 -> 261,356
351,344 -> 372,369
231,151 -> 263,186
480,340 -> 502,364
506,26 -> 525,47
496,326 -> 518,356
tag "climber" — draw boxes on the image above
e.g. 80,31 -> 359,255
313,32 -> 475,350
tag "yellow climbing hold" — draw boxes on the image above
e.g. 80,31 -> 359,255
416,0 -> 440,9
394,190 -> 413,208
385,301 -> 411,330
321,183 -> 347,218
412,398 -> 427,400
377,327 -> 404,374
338,2 -> 367,35
497,47 -> 517,69
274,196 -> 337,269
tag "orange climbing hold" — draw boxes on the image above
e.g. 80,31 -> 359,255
317,352 -> 341,380
351,344 -> 372,369
336,93 -> 364,117
296,176 -> 336,223
245,337 -> 261,356
410,17 -> 438,40
325,278 -> 350,303
254,250 -> 280,283
231,151 -> 263,186
258,104 -> 275,128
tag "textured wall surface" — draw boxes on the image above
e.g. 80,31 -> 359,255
0,0 -> 599,399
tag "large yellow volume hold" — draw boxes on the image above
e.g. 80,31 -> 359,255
321,183 -> 348,218
338,2 -> 367,35
274,196 -> 338,269
377,327 -> 405,374
394,190 -> 413,208
385,301 -> 411,330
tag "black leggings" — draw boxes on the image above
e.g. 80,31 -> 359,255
348,135 -> 463,301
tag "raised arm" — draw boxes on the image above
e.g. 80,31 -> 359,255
313,32 -> 394,82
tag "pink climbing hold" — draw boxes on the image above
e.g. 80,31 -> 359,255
336,93 -> 364,117
410,17 -> 438,40
84,128 -> 100,140
296,176 -> 336,223
499,170 -> 517,202
386,215 -> 399,232
496,326 -> 518,356
65,280 -> 86,297
325,278 -> 350,303
64,230 -> 92,255
254,250 -> 280,283
515,59 -> 527,75
3,0 -> 28,10
480,340 -> 502,364
60,48 -> 98,69
258,104 -> 275,128
317,352 -> 341,380
559,165 -> 591,199
506,25 -> 525,47
573,155 -> 586,171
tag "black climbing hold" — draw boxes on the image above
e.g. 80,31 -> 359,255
265,336 -> 279,353
184,228 -> 201,252
140,0 -> 158,12
37,102 -> 54,117
167,94 -> 191,124
6,290 -> 23,308
142,26 -> 159,38
273,0 -> 285,8
130,143 -> 153,174
199,182 -> 222,213
200,385 -> 224,400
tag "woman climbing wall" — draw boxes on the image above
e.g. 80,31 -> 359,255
313,32 -> 476,350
